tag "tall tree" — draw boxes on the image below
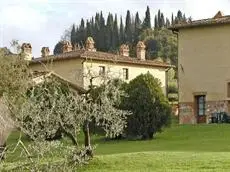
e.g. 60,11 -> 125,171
94,13 -> 100,50
98,11 -> 106,51
154,15 -> 158,29
142,6 -> 151,30
113,14 -> 119,49
78,18 -> 86,47
119,17 -> 125,44
157,10 -> 161,28
160,13 -> 165,28
70,24 -> 76,46
134,12 -> 142,43
165,18 -> 170,28
171,13 -> 174,25
125,10 -> 132,43
86,20 -> 93,37
105,13 -> 114,51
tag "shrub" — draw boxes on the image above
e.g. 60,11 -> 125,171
122,72 -> 171,140
168,93 -> 178,102
168,81 -> 178,94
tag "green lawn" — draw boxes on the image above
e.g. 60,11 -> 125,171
5,124 -> 230,171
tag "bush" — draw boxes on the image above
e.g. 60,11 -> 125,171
122,72 -> 172,140
168,81 -> 178,94
168,93 -> 178,102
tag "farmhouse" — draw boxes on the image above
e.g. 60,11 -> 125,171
28,37 -> 172,95
169,11 -> 230,124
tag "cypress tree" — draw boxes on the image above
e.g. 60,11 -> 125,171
157,10 -> 161,28
165,18 -> 170,28
79,18 -> 86,47
177,10 -> 183,21
183,13 -> 186,22
134,12 -> 141,43
142,6 -> 151,30
171,13 -> 174,25
154,15 -> 158,29
105,13 -> 114,51
99,11 -> 106,51
86,20 -> 93,37
113,14 -> 119,49
160,13 -> 165,28
125,10 -> 132,43
70,24 -> 76,46
119,17 -> 125,44
95,13 -> 100,50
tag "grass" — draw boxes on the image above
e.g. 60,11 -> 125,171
5,123 -> 230,171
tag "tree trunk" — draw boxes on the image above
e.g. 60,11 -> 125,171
0,142 -> 6,161
65,131 -> 78,146
83,120 -> 91,147
83,120 -> 93,157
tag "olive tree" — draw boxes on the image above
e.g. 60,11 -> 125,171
0,50 -> 130,170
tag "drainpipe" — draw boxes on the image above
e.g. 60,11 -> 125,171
172,29 -> 180,121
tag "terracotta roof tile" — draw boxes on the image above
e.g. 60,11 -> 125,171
30,50 -> 172,68
169,12 -> 230,30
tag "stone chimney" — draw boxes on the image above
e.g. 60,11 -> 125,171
21,43 -> 33,60
41,47 -> 50,57
136,41 -> 146,60
85,37 -> 96,51
119,44 -> 129,57
213,11 -> 224,19
62,40 -> 72,53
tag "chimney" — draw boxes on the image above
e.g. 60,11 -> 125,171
62,41 -> 72,53
136,41 -> 146,60
119,44 -> 129,57
21,43 -> 33,60
213,11 -> 224,19
85,37 -> 96,51
41,47 -> 50,57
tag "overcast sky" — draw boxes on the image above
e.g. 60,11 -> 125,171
0,0 -> 230,57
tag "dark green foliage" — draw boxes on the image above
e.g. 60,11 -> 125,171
134,12 -> 142,44
61,7 -> 188,66
70,24 -> 76,46
53,41 -> 64,55
125,10 -> 132,43
119,17 -> 125,44
154,15 -> 158,29
168,82 -> 178,93
122,73 -> 171,140
142,6 -> 151,30
140,28 -> 177,63
113,14 -> 119,49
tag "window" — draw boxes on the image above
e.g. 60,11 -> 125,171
227,82 -> 230,98
123,68 -> 129,80
99,66 -> 105,75
195,95 -> 206,116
